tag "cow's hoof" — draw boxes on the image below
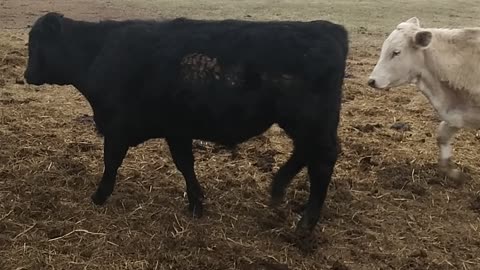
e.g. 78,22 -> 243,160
446,169 -> 468,187
188,201 -> 204,218
91,191 -> 108,205
295,218 -> 311,237
270,185 -> 286,207
439,161 -> 469,187
269,194 -> 284,208
294,227 -> 318,253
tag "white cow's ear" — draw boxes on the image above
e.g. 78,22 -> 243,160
414,31 -> 432,48
406,17 -> 420,27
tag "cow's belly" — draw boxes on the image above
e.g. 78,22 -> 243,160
419,81 -> 480,129
195,120 -> 274,145
124,102 -> 276,146
168,111 -> 275,145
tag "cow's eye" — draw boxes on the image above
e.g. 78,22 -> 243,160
391,50 -> 401,58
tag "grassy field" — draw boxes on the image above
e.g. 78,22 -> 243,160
1,0 -> 480,269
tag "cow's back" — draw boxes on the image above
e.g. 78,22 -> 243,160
87,18 -> 348,145
162,19 -> 348,78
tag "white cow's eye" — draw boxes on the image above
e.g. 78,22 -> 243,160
391,50 -> 401,58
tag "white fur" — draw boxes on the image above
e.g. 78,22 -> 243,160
369,17 -> 480,179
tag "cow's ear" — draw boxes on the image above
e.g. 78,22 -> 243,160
406,17 -> 420,27
414,30 -> 432,48
42,13 -> 64,35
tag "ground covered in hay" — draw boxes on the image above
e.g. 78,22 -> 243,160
1,1 -> 480,269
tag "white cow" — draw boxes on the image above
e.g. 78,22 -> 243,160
368,17 -> 480,182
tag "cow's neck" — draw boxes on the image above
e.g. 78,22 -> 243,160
60,19 -> 122,93
416,69 -> 449,112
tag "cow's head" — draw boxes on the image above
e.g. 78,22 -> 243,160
368,17 -> 432,90
24,12 -> 70,86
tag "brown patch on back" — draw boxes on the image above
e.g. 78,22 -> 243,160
180,53 -> 222,83
180,53 -> 248,88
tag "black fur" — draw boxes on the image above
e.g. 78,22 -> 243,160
25,12 -> 349,236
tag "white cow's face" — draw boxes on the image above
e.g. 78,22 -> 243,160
368,17 -> 432,90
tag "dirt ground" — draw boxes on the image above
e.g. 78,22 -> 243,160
1,0 -> 480,269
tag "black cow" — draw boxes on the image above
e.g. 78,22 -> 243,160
24,12 -> 349,237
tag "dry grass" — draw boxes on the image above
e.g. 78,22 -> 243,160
1,0 -> 480,269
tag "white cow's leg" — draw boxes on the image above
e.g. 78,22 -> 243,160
436,121 -> 463,181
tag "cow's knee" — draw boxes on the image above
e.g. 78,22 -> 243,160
436,121 -> 454,145
436,121 -> 458,162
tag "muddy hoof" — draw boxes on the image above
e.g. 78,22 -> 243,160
445,169 -> 468,187
295,231 -> 318,253
269,194 -> 284,208
188,201 -> 204,218
91,191 -> 109,205
270,184 -> 286,207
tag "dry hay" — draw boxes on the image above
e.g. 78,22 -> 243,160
1,20 -> 480,270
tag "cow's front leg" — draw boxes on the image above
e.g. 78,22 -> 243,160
166,137 -> 204,218
436,121 -> 465,183
91,136 -> 129,205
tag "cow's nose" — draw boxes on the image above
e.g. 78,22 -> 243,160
367,78 -> 376,88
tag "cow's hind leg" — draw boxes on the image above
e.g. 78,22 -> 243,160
270,145 -> 306,206
166,137 -> 204,218
436,121 -> 465,184
295,141 -> 337,237
91,136 -> 129,205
